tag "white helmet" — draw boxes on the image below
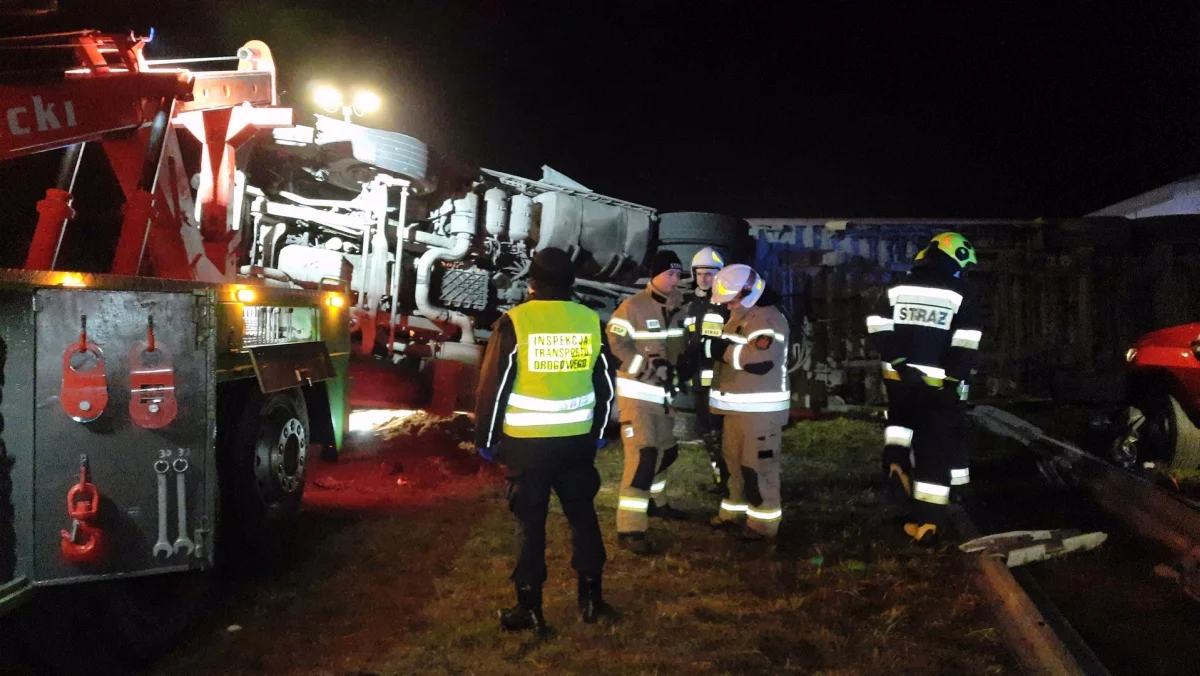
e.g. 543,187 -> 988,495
711,264 -> 765,307
690,247 -> 725,272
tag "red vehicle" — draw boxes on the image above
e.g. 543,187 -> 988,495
1110,323 -> 1200,470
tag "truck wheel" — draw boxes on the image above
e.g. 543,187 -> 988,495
221,388 -> 310,560
658,212 -> 745,246
11,571 -> 213,674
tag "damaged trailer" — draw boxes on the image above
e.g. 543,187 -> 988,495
749,217 -> 1200,408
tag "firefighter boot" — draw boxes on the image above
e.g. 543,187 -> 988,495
886,463 -> 912,507
578,574 -> 618,624
617,532 -> 654,555
648,499 -> 689,521
903,522 -> 939,547
499,584 -> 550,635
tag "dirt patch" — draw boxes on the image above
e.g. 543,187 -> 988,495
137,416 -> 1017,675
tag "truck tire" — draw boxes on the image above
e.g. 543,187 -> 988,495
12,571 -> 213,675
1117,392 -> 1200,471
658,212 -> 745,246
220,387 -> 310,561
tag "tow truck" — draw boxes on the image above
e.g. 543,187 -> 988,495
0,28 -> 351,666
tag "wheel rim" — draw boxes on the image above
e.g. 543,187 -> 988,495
254,414 -> 307,503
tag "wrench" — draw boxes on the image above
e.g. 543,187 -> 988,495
153,460 -> 172,558
172,458 -> 194,556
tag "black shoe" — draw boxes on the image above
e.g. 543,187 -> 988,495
499,604 -> 550,635
500,584 -> 551,635
578,575 -> 619,624
648,500 -> 689,521
617,532 -> 654,555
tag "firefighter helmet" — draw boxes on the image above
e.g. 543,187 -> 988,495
690,247 -> 725,272
915,231 -> 977,268
711,264 -> 765,307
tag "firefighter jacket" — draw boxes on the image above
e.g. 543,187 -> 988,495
681,289 -> 730,388
607,282 -> 684,413
475,292 -> 615,469
709,302 -> 790,420
865,263 -> 984,391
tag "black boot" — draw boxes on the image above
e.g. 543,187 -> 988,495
578,574 -> 618,624
648,499 -> 689,521
499,584 -> 550,635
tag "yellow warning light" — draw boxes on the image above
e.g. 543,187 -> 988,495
58,273 -> 86,288
326,294 -> 346,308
235,288 -> 257,303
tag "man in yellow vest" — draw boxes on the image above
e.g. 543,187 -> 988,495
475,247 -> 617,634
705,264 -> 791,541
609,250 -> 687,555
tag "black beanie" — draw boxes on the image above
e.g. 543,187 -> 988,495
650,250 -> 682,277
529,247 -> 575,288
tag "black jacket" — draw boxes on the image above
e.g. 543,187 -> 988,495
866,253 -> 984,383
474,286 -> 615,469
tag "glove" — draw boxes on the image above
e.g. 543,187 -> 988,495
477,445 -> 498,463
704,336 -> 735,362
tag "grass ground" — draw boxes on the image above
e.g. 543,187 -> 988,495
143,415 -> 1015,676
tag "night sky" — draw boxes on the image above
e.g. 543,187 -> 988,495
7,1 -> 1200,218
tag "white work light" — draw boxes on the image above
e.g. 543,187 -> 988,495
313,85 -> 344,114
352,91 -> 382,115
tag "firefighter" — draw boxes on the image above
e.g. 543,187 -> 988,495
865,232 -> 983,545
609,249 -> 687,555
474,247 -> 617,634
678,247 -> 730,493
705,264 -> 791,540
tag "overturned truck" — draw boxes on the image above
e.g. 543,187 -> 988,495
241,115 -> 753,411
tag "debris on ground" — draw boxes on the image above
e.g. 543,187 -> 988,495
959,529 -> 1108,567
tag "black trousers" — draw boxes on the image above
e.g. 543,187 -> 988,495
504,445 -> 606,587
883,381 -> 967,527
694,386 -> 728,485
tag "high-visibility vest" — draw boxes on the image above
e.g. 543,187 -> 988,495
502,300 -> 602,438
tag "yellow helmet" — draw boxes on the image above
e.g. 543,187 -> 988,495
914,232 -> 977,268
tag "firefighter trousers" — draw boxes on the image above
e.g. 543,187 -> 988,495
616,407 -> 678,534
883,382 -> 969,527
715,412 -> 786,537
505,454 -> 606,588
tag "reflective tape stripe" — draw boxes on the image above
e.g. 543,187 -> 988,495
746,329 -> 777,341
888,285 -> 963,312
619,497 -> 649,511
950,468 -> 970,486
616,377 -> 669,403
700,369 -> 713,385
731,344 -> 745,370
683,317 -> 697,327
884,425 -> 913,447
705,340 -> 713,358
951,329 -> 982,350
607,317 -> 675,340
866,315 -> 895,333
504,409 -> 594,427
703,313 -> 725,323
627,354 -> 644,375
667,328 -> 685,338
720,500 -> 747,513
746,506 -> 782,521
720,332 -> 748,345
608,317 -> 635,335
486,347 -> 518,447
913,481 -> 950,505
507,391 -> 596,412
909,364 -> 946,379
710,389 -> 790,412
650,480 -> 666,494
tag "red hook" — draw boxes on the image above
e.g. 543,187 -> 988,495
60,457 -> 105,565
